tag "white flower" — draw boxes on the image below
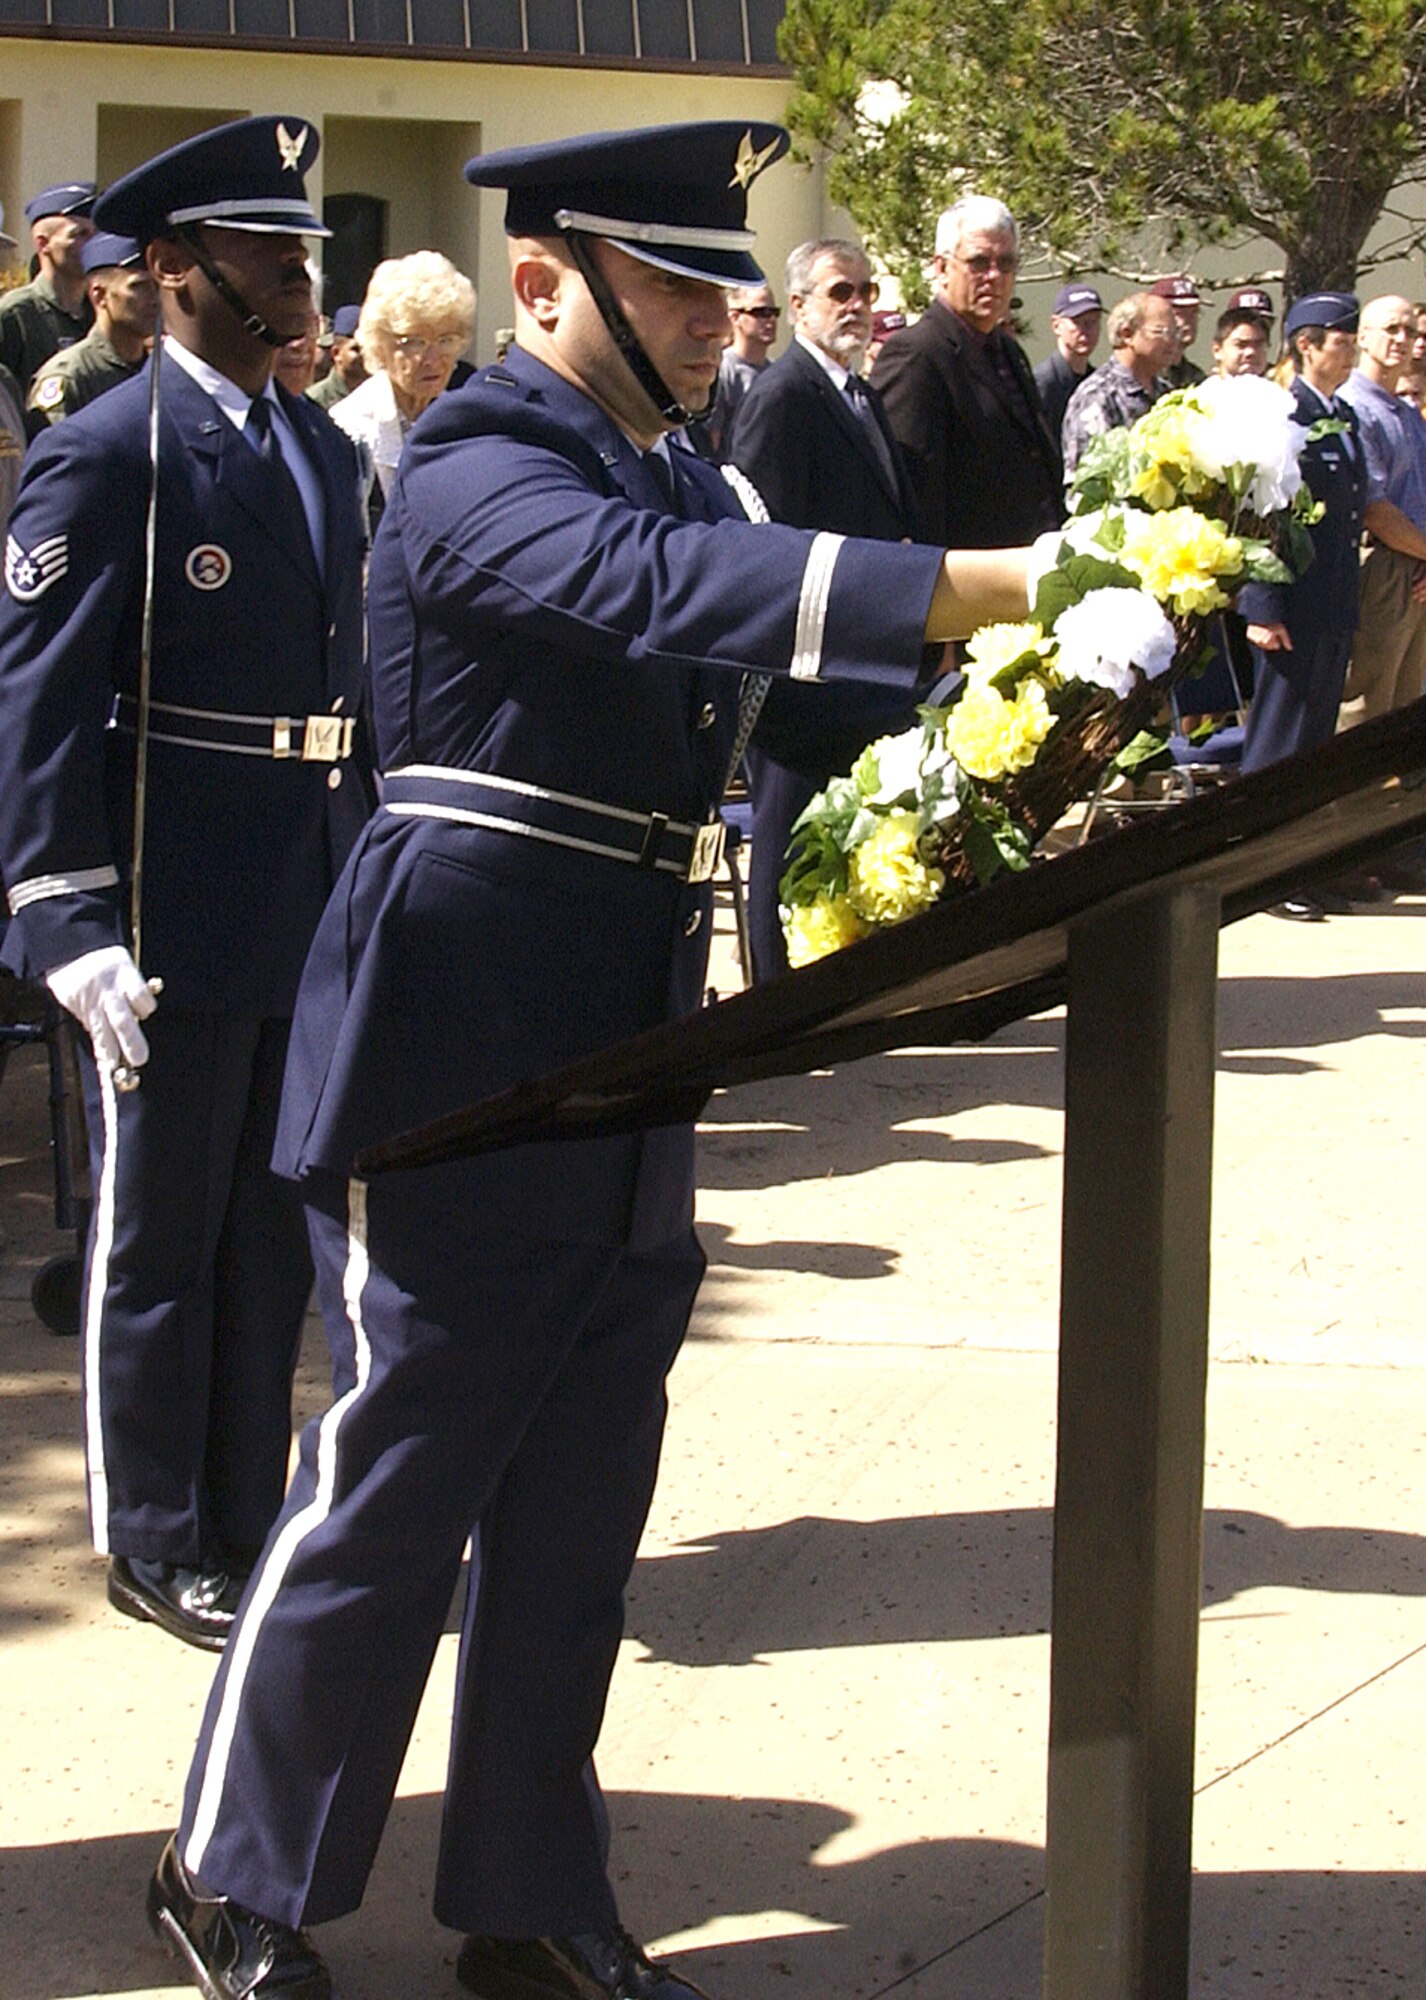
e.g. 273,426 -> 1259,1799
1188,375 -> 1305,514
1053,587 -> 1178,698
861,726 -> 927,803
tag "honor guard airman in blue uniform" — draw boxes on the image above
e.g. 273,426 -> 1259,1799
0,118 -> 371,1648
143,123 -> 1031,2000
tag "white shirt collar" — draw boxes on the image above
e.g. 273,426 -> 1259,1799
163,334 -> 275,428
796,330 -> 855,392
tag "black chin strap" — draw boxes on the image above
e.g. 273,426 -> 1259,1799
563,230 -> 716,427
176,226 -> 287,349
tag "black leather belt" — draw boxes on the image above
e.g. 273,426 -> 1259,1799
112,694 -> 356,761
381,764 -> 726,883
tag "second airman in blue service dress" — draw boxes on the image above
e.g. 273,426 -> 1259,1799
1239,292 -> 1366,775
145,123 -> 1030,2000
0,118 -> 371,1648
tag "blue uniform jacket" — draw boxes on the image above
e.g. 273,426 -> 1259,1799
274,347 -> 946,1246
0,357 -> 371,1012
1238,378 -> 1365,637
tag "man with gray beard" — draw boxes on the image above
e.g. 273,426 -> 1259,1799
730,238 -> 922,978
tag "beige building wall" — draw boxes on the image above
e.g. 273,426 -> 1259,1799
0,39 -> 826,359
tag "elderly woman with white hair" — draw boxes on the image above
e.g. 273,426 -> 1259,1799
334,250 -> 476,516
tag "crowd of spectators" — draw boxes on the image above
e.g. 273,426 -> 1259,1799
6,167 -> 1426,933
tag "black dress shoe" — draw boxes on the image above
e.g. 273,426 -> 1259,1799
1313,868 -> 1388,906
1372,856 -> 1426,895
1268,895 -> 1325,923
456,1930 -> 712,2000
108,1554 -> 246,1652
148,1834 -> 333,1998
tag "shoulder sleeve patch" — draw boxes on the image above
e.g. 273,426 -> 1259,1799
34,374 -> 66,412
5,531 -> 69,602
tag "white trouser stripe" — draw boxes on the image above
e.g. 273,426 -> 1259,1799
82,1063 -> 120,1555
186,1178 -> 374,1876
790,531 -> 844,680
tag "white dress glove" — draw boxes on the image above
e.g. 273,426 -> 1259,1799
45,945 -> 159,1071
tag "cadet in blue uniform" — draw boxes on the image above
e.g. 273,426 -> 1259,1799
1239,293 -> 1365,918
0,118 -> 371,1647
148,124 -> 1031,2000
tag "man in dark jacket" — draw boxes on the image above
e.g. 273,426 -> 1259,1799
730,237 -> 923,977
871,194 -> 1063,547
1033,281 -> 1103,443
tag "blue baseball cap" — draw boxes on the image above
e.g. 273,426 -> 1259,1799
331,305 -> 361,338
94,115 -> 330,244
1284,292 -> 1358,338
1052,283 -> 1103,318
80,231 -> 144,274
464,121 -> 789,288
24,181 -> 97,225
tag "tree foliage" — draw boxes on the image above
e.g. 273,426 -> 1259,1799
779,0 -> 1426,304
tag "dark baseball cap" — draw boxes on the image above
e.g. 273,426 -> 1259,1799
1052,283 -> 1103,318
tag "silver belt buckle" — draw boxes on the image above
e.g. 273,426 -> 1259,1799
301,715 -> 347,762
686,819 -> 725,883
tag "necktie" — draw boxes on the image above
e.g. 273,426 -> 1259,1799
245,395 -> 316,561
844,375 -> 899,493
644,446 -> 679,514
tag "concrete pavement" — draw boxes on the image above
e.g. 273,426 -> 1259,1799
2,896 -> 1423,1999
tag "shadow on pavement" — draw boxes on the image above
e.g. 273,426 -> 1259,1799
5,1797 -> 1423,2000
622,1507 -> 1426,1667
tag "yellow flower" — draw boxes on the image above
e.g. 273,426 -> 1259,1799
783,890 -> 872,967
845,810 -> 945,925
1128,398 -> 1219,510
943,678 -> 1054,782
961,620 -> 1048,682
1119,507 -> 1244,616
1129,462 -> 1180,511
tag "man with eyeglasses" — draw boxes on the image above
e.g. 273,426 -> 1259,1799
729,238 -> 922,978
1330,294 -> 1426,894
871,194 -> 1063,549
702,279 -> 778,457
1060,291 -> 1179,475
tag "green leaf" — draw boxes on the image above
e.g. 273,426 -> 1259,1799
1033,549 -> 1142,626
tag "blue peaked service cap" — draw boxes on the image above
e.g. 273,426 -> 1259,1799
81,231 -> 144,274
1284,292 -> 1359,337
331,305 -> 361,337
464,121 -> 789,287
24,182 -> 97,225
94,116 -> 330,245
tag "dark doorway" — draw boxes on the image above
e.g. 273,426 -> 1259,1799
323,192 -> 388,319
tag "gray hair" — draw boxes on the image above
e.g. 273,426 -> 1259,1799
785,238 -> 869,299
1108,292 -> 1157,347
933,196 -> 1018,260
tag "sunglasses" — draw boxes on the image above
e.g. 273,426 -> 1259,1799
736,305 -> 781,320
954,254 -> 1019,277
815,279 -> 879,306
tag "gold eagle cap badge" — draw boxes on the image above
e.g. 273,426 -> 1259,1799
730,129 -> 779,191
276,122 -> 309,173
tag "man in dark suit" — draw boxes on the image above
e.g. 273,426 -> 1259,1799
871,195 -> 1064,548
730,237 -> 923,978
0,117 -> 372,1648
